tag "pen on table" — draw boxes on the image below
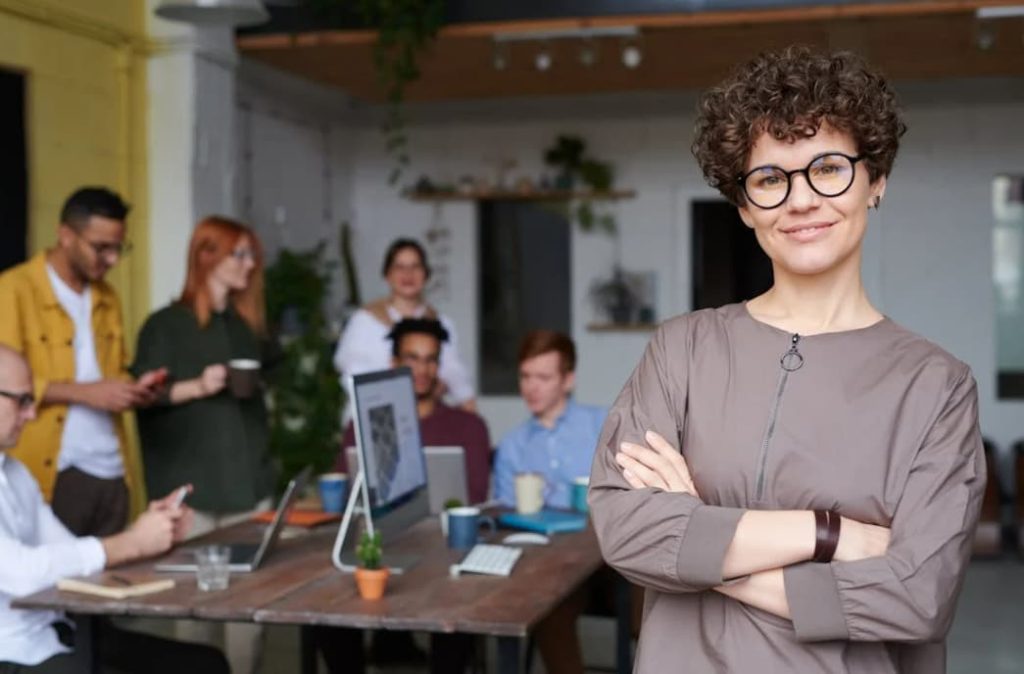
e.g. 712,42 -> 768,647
109,574 -> 134,586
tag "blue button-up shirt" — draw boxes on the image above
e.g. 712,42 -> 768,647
494,400 -> 607,509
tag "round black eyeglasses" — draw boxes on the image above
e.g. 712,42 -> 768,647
737,153 -> 864,210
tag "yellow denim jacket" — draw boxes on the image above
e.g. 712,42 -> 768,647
0,252 -> 144,506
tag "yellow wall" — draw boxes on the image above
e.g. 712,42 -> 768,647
0,0 -> 152,512
0,0 -> 150,334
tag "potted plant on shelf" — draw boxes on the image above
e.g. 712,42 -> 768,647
590,267 -> 639,325
544,135 -> 586,190
542,134 -> 618,234
354,531 -> 389,600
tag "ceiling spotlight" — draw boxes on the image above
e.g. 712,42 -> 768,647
493,41 -> 509,71
578,39 -> 598,67
622,40 -> 643,69
535,46 -> 553,72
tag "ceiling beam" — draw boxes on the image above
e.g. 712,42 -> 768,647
237,0 -> 1024,49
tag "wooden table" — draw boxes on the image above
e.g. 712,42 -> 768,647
14,517 -> 631,674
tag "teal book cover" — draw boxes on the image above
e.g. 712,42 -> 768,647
498,509 -> 587,534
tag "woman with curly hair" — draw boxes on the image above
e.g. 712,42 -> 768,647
589,46 -> 984,673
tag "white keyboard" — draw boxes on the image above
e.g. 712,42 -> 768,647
454,544 -> 523,577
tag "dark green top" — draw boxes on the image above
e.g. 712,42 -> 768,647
132,303 -> 275,513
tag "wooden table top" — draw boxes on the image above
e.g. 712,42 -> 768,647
14,516 -> 605,638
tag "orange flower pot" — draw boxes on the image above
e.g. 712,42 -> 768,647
354,567 -> 390,600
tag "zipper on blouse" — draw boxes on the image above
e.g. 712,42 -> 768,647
754,333 -> 804,501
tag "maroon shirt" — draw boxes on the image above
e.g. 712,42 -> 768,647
338,403 -> 492,504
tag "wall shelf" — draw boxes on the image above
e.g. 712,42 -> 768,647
404,189 -> 636,202
587,323 -> 658,333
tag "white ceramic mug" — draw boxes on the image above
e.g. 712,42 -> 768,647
514,472 -> 545,515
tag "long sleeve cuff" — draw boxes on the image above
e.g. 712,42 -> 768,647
78,537 -> 107,576
784,561 -> 849,641
675,504 -> 745,587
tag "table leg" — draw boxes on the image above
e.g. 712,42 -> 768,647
71,614 -> 99,674
497,636 -> 521,674
299,626 -> 317,674
615,575 -> 632,674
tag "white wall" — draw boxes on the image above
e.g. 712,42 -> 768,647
146,3 -> 198,309
146,8 -> 242,310
235,59 -> 356,322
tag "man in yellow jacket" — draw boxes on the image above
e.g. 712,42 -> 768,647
0,187 -> 165,537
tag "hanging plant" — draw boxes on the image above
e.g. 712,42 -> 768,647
308,0 -> 445,185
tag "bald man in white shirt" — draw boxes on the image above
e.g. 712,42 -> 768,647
0,345 -> 227,673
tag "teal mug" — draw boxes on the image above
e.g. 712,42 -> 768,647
571,477 -> 589,514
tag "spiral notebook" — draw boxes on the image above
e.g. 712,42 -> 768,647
497,509 -> 587,535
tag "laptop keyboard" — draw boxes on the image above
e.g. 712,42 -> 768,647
455,544 -> 523,577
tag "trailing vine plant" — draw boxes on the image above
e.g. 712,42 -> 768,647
308,0 -> 445,185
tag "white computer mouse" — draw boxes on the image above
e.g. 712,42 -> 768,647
503,532 -> 550,546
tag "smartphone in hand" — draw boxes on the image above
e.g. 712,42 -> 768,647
171,485 -> 190,509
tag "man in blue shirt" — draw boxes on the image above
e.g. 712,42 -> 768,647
493,331 -> 606,674
495,330 -> 606,509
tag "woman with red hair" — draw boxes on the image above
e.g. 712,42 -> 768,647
132,215 -> 274,525
132,216 -> 274,672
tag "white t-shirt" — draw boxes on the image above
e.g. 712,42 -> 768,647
45,266 -> 123,479
333,304 -> 474,420
0,453 -> 106,665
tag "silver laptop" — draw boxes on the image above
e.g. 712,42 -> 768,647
345,445 -> 469,514
155,466 -> 311,573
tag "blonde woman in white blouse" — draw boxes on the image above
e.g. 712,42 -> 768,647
333,238 -> 475,415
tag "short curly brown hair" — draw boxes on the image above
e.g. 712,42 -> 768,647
692,45 -> 907,206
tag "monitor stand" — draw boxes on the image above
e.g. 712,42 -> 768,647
331,469 -> 430,575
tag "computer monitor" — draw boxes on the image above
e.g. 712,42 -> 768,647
342,368 -> 431,568
350,367 -> 428,511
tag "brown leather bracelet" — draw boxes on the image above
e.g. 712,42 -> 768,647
813,510 -> 841,563
812,510 -> 829,562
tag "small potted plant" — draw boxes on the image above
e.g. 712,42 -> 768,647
440,498 -> 463,537
354,531 -> 389,600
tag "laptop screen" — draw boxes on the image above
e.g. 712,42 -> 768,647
251,465 -> 311,567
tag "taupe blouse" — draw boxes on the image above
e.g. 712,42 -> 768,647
589,303 -> 985,673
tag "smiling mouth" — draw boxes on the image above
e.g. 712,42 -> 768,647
781,222 -> 834,234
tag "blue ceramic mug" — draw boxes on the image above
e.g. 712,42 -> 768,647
447,507 -> 496,549
318,473 -> 348,514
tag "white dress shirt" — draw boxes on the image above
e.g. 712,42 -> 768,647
0,453 -> 106,665
45,265 -> 123,479
333,305 -> 474,418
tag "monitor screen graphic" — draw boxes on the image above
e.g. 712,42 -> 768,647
351,368 -> 427,510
